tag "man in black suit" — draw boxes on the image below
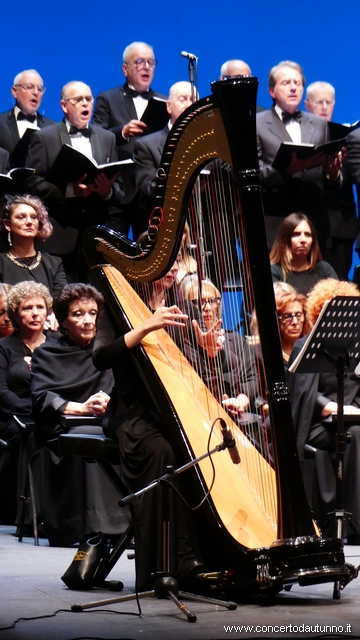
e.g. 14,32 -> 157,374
0,148 -> 10,176
25,81 -> 124,279
256,60 -> 341,250
0,148 -> 11,233
305,81 -> 358,279
94,41 -> 165,157
93,42 -> 166,224
133,81 -> 194,239
0,70 -> 55,167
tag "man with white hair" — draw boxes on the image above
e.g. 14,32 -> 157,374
220,59 -> 251,77
0,70 -> 55,166
305,81 -> 357,279
93,42 -> 166,157
304,81 -> 335,122
25,80 -> 124,279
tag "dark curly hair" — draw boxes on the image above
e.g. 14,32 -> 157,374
2,194 -> 53,242
53,283 -> 104,330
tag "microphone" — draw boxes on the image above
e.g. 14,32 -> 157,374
181,51 -> 198,60
220,419 -> 241,465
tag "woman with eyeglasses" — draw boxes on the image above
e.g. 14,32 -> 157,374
181,275 -> 259,417
274,281 -> 312,366
270,212 -> 338,296
288,278 -> 360,537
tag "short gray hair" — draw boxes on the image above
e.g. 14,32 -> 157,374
13,69 -> 41,86
123,41 -> 154,63
306,81 -> 335,101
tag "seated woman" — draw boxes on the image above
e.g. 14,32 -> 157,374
270,212 -> 338,296
0,281 -> 53,446
0,281 -> 53,525
31,283 -> 130,546
273,282 -> 311,367
181,275 -> 259,417
0,194 -> 67,295
288,278 -> 360,536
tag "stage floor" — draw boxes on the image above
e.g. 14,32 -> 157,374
0,526 -> 359,640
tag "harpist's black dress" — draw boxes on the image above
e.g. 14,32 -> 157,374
93,308 -> 203,590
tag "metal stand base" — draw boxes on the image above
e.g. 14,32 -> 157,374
71,573 -> 237,623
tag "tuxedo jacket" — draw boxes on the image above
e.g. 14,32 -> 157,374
133,126 -> 168,193
0,147 -> 10,175
0,108 -> 55,167
25,121 -> 125,235
345,128 -> 360,212
93,83 -> 166,155
131,126 -> 169,239
256,107 -> 330,217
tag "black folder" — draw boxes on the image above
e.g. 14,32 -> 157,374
47,144 -> 133,186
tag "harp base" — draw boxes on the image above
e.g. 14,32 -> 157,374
202,534 -> 359,600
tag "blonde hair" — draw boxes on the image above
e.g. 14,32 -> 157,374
181,275 -> 222,320
7,281 -> 52,326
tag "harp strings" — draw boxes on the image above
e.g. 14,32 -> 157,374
184,162 -> 275,511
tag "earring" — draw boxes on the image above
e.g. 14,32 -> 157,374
7,231 -> 12,247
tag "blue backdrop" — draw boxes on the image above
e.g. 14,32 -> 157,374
2,0 -> 360,270
2,0 -> 360,124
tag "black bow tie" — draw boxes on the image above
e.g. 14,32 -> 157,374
128,88 -> 150,99
281,110 -> 302,124
17,112 -> 36,123
69,125 -> 91,137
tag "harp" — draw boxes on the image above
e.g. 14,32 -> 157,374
84,77 -> 356,596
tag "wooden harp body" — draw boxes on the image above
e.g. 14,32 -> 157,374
84,77 -> 356,596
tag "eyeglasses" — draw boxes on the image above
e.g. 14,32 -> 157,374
278,312 -> 305,324
191,297 -> 221,309
64,95 -> 94,105
126,58 -> 157,70
14,84 -> 46,94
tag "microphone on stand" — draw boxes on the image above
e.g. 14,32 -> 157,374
220,419 -> 241,465
181,51 -> 198,61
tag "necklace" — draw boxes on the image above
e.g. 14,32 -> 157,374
6,251 -> 42,271
21,333 -> 45,369
22,333 -> 46,353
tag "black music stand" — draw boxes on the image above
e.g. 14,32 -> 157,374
289,296 -> 360,599
70,431 -> 238,622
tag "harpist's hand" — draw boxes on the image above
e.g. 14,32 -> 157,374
222,393 -> 250,415
147,304 -> 188,331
